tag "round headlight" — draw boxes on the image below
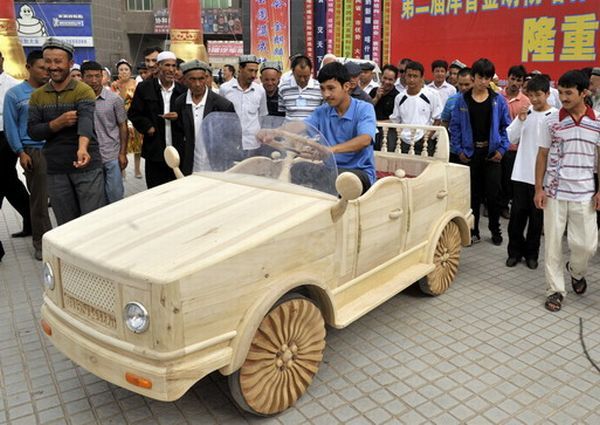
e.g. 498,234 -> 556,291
43,262 -> 55,290
124,302 -> 149,333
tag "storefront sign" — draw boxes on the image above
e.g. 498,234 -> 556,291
207,40 -> 243,57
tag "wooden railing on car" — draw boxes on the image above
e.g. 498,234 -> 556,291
376,122 -> 450,162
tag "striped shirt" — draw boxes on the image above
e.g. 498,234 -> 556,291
28,78 -> 101,174
537,107 -> 600,201
278,76 -> 322,120
95,87 -> 127,163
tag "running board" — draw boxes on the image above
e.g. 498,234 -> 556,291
333,261 -> 434,328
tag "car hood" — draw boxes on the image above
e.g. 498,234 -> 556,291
44,173 -> 337,283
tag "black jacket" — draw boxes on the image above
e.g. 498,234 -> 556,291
171,89 -> 236,175
128,77 -> 186,162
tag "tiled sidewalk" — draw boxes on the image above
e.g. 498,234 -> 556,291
1,160 -> 599,424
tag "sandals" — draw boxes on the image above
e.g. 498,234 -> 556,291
545,293 -> 563,312
566,262 -> 588,295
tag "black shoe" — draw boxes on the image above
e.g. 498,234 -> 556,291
491,233 -> 503,246
526,258 -> 538,270
11,229 -> 32,238
506,257 -> 520,267
470,234 -> 481,245
501,208 -> 511,219
566,262 -> 587,295
0,241 -> 4,262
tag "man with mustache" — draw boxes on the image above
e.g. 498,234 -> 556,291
28,38 -> 105,226
128,51 -> 186,188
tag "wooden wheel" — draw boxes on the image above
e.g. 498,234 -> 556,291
420,221 -> 462,296
228,294 -> 326,416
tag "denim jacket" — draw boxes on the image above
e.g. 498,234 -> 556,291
449,88 -> 511,157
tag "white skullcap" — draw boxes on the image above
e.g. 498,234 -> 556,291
70,64 -> 80,71
156,51 -> 177,63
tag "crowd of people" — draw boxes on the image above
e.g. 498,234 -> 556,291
1,38 -> 600,312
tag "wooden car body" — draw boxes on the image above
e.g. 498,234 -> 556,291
40,122 -> 472,406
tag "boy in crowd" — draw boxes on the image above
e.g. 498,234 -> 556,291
505,76 -> 556,270
534,70 -> 600,312
450,58 -> 511,245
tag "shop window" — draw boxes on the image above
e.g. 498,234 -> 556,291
128,0 -> 154,11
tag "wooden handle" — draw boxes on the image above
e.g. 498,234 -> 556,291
389,209 -> 403,219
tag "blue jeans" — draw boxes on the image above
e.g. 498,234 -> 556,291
103,159 -> 124,203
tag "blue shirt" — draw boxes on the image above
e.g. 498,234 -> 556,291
441,92 -> 461,123
3,81 -> 45,153
305,98 -> 377,183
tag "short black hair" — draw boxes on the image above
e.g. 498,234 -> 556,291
291,55 -> 312,70
580,67 -> 593,79
525,75 -> 550,93
143,46 -> 162,57
399,57 -> 412,66
449,62 -> 462,70
431,60 -> 448,72
458,67 -> 473,78
558,70 -> 589,93
508,65 -> 527,80
26,50 -> 43,66
80,61 -> 103,75
471,58 -> 495,79
317,62 -> 349,85
224,64 -> 235,75
176,58 -> 184,68
405,61 -> 424,77
381,64 -> 399,78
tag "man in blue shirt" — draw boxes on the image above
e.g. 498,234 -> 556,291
4,50 -> 51,260
305,62 -> 377,193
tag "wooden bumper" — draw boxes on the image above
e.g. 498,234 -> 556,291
40,301 -> 232,401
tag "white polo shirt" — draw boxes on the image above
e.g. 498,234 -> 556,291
537,107 -> 600,201
508,106 -> 557,185
426,80 -> 456,107
185,89 -> 210,172
361,79 -> 380,94
278,76 -> 322,120
220,78 -> 268,150
390,88 -> 443,143
0,72 -> 20,132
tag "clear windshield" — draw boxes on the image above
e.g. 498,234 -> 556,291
199,112 -> 338,196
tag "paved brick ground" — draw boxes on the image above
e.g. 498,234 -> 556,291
1,157 -> 600,424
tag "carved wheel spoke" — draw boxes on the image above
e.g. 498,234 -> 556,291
421,221 -> 462,296
234,296 -> 326,415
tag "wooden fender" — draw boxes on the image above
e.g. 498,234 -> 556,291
219,279 -> 333,376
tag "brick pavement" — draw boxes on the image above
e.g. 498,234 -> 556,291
1,157 -> 600,424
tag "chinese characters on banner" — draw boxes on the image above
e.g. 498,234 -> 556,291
250,0 -> 290,64
315,2 -> 327,66
390,0 -> 599,79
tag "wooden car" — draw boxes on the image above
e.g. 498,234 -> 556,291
40,117 -> 472,416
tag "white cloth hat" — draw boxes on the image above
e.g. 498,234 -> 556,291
156,51 -> 177,63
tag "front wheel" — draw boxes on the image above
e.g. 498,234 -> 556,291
228,294 -> 326,416
420,221 -> 462,295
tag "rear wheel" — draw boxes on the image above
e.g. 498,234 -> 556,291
420,221 -> 462,295
228,294 -> 326,416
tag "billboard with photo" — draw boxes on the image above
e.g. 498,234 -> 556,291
14,2 -> 95,63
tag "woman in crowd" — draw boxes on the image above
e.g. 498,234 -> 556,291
112,59 -> 143,178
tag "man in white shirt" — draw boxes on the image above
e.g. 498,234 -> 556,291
278,55 -> 322,120
534,70 -> 600,312
128,51 -> 186,188
394,57 -> 411,93
359,62 -> 379,94
220,55 -> 268,155
427,59 -> 457,107
0,50 -> 31,242
390,61 -> 443,155
172,60 -> 235,175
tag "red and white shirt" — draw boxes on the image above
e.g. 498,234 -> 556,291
537,107 -> 600,201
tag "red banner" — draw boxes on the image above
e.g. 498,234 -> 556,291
305,0 -> 314,60
372,0 -> 382,64
250,0 -> 290,63
389,0 -> 600,80
352,0 -> 363,58
207,41 -> 243,57
326,0 -> 335,54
